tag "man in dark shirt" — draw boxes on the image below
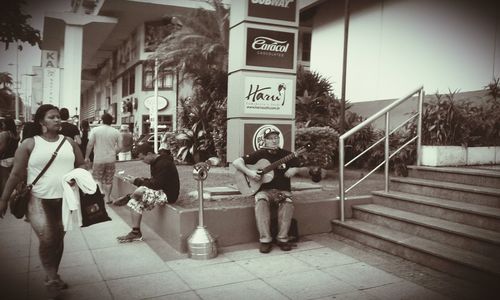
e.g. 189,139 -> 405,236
116,143 -> 180,243
232,128 -> 301,253
59,107 -> 81,145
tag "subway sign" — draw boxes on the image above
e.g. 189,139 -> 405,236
246,28 -> 295,70
248,0 -> 296,22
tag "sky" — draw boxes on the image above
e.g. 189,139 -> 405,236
0,0 -> 71,88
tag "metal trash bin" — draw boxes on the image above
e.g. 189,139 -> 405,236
187,162 -> 217,260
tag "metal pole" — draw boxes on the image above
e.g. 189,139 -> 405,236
339,137 -> 345,222
198,179 -> 204,226
416,89 -> 424,166
153,58 -> 159,153
340,0 -> 350,135
15,46 -> 20,120
384,112 -> 390,192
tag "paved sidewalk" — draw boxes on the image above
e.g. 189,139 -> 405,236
0,205 -> 487,300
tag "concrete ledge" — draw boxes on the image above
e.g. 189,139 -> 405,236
110,176 -> 371,253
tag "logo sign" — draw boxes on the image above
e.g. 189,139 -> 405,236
42,50 -> 58,68
248,0 -> 296,22
43,68 -> 60,106
244,76 -> 293,115
243,123 -> 292,154
144,96 -> 168,111
252,125 -> 284,150
246,28 -> 294,69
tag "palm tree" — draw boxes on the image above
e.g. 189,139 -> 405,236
0,72 -> 13,88
153,0 -> 229,79
0,72 -> 15,112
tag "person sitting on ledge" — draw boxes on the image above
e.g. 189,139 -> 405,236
114,143 -> 179,243
232,128 -> 301,253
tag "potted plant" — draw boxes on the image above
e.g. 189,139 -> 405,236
420,82 -> 500,166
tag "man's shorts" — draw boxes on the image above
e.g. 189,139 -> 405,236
92,162 -> 116,185
254,189 -> 293,204
127,187 -> 169,214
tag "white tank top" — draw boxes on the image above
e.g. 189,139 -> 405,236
28,135 -> 75,199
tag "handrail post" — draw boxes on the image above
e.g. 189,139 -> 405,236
416,89 -> 424,166
339,137 -> 345,222
384,112 -> 390,192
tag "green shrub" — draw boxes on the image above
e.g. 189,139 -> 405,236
295,127 -> 339,169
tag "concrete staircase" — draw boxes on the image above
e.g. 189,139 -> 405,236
332,165 -> 500,287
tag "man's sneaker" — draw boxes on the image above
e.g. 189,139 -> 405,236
113,194 -> 131,206
117,231 -> 143,243
259,242 -> 273,253
276,241 -> 292,251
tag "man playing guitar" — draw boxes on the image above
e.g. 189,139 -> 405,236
232,128 -> 301,253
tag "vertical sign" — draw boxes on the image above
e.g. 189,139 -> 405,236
43,68 -> 60,106
41,50 -> 60,106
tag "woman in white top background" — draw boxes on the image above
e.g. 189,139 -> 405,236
0,104 -> 86,298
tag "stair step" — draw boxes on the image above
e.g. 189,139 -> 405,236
332,219 -> 500,280
372,190 -> 500,231
391,177 -> 500,207
354,204 -> 500,246
408,165 -> 500,188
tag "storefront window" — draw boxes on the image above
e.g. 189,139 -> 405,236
142,61 -> 173,90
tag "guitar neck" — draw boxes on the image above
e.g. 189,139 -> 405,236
261,152 -> 297,174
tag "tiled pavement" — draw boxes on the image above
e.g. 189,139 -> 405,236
0,204 -> 489,300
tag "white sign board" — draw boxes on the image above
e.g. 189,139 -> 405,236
43,68 -> 60,106
144,96 -> 168,111
42,50 -> 58,68
243,76 -> 293,115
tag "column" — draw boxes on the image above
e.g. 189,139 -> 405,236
226,0 -> 299,162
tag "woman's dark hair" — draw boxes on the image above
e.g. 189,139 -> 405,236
80,119 -> 90,132
59,107 -> 70,120
101,113 -> 113,125
1,117 -> 17,136
21,121 -> 37,141
33,104 -> 59,136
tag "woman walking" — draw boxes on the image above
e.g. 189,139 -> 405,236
0,104 -> 86,298
0,117 -> 19,193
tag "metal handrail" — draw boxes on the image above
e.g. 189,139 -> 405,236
338,86 -> 425,221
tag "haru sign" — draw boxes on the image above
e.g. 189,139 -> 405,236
243,76 -> 294,115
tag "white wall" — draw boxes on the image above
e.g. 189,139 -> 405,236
310,0 -> 500,102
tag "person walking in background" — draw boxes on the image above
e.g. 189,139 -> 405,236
59,107 -> 81,145
85,113 -> 120,204
114,143 -> 179,242
118,124 -> 133,161
0,104 -> 85,298
232,129 -> 301,254
79,119 -> 91,159
0,117 -> 20,194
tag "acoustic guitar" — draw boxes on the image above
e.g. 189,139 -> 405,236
234,144 -> 312,196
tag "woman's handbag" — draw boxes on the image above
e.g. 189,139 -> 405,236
10,181 -> 33,219
9,137 -> 67,219
80,186 -> 111,227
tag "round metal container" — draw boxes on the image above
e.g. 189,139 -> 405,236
187,226 -> 218,260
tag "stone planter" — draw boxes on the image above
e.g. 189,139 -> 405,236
422,145 -> 500,166
467,147 -> 496,165
421,146 -> 467,166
